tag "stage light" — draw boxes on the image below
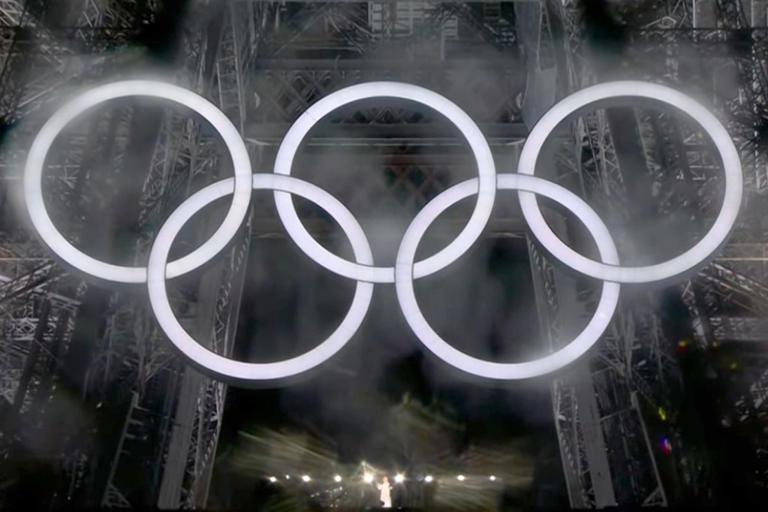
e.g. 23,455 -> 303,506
395,474 -> 404,483
302,475 -> 311,482
424,475 -> 433,483
268,476 -> 277,483
489,475 -> 496,481
363,473 -> 374,483
661,437 -> 673,455
457,475 -> 465,482
334,475 -> 342,483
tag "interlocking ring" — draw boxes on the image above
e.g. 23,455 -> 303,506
395,174 -> 620,379
24,79 -> 743,381
272,82 -> 496,283
517,81 -> 743,283
147,174 -> 374,381
24,80 -> 253,283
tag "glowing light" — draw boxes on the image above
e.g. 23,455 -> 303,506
658,407 -> 667,422
302,475 -> 311,482
268,476 -> 277,483
661,437 -> 673,455
27,80 -> 744,384
363,473 -> 374,484
456,475 -> 465,482
395,174 -> 620,379
395,474 -> 405,483
730,361 -> 739,370
146,174 -> 374,381
489,475 -> 497,481
285,475 -> 291,480
518,80 -> 742,283
334,475 -> 342,483
424,475 -> 434,483
273,81 -> 496,284
24,80 -> 252,283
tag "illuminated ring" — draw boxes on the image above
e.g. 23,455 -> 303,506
395,174 -> 620,380
24,80 -> 253,283
273,81 -> 496,284
147,173 -> 374,381
517,80 -> 743,283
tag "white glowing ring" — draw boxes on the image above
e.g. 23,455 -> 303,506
23,79 -> 745,382
395,174 -> 620,379
147,173 -> 374,381
24,80 -> 253,283
273,81 -> 496,284
517,80 -> 743,283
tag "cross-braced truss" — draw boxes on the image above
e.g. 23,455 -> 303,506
2,1 -> 767,509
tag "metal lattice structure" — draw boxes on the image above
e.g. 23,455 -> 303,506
2,1 -> 768,509
0,1 -> 525,508
535,0 -> 768,506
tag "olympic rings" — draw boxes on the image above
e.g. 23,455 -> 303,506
23,79 -> 743,381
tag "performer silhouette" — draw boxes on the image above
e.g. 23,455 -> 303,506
377,476 -> 392,508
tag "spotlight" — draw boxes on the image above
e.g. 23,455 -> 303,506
489,475 -> 496,481
334,475 -> 342,483
268,476 -> 277,483
661,437 -> 673,455
302,475 -> 311,482
363,473 -> 374,483
424,475 -> 434,483
457,475 -> 465,482
395,474 -> 405,483
285,475 -> 291,480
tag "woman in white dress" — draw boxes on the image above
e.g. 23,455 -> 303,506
376,475 -> 392,508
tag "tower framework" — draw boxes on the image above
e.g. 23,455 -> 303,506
0,1 -> 766,509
